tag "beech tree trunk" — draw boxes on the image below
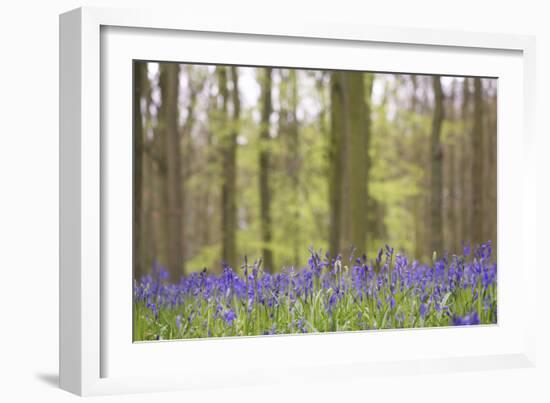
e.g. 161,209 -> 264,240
259,68 -> 274,271
288,70 -> 301,265
219,66 -> 239,269
159,63 -> 184,280
460,78 -> 472,246
329,72 -> 345,257
430,76 -> 444,254
346,72 -> 368,254
133,62 -> 145,280
329,71 -> 368,257
471,77 -> 484,246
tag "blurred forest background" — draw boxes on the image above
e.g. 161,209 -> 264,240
133,61 -> 497,281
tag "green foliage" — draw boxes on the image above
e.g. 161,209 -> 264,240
138,64 -> 497,277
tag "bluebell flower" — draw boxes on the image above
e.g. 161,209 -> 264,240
134,241 -> 496,339
376,248 -> 383,266
223,309 -> 237,326
326,293 -> 337,314
419,303 -> 427,318
463,242 -> 471,257
146,302 -> 158,320
452,312 -> 480,326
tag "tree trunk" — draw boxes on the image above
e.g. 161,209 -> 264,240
289,70 -> 301,265
410,76 -> 425,260
364,73 -> 374,251
346,72 -> 368,254
486,84 -> 497,252
259,68 -> 274,271
180,66 -> 196,264
448,135 -> 457,252
471,77 -> 484,246
159,63 -> 184,280
219,66 -> 239,270
329,72 -> 345,257
140,65 -> 157,277
143,150 -> 157,276
451,80 -> 462,253
329,71 -> 368,257
446,79 -> 458,252
430,76 -> 444,254
460,78 -> 472,246
133,62 -> 145,280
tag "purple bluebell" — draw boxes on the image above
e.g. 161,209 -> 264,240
419,303 -> 427,318
133,241 -> 496,339
452,312 -> 480,326
223,309 -> 237,326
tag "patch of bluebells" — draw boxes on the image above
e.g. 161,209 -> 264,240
223,309 -> 237,326
134,241 -> 497,340
452,312 -> 480,326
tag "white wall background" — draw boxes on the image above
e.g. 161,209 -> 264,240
0,0 -> 548,401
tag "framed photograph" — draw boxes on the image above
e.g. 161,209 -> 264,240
60,6 -> 537,396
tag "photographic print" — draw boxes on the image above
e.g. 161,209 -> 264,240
132,61 -> 497,341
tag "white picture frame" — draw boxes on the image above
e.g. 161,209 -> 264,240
59,6 -> 537,396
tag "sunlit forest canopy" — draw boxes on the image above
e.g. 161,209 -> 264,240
133,61 -> 497,281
